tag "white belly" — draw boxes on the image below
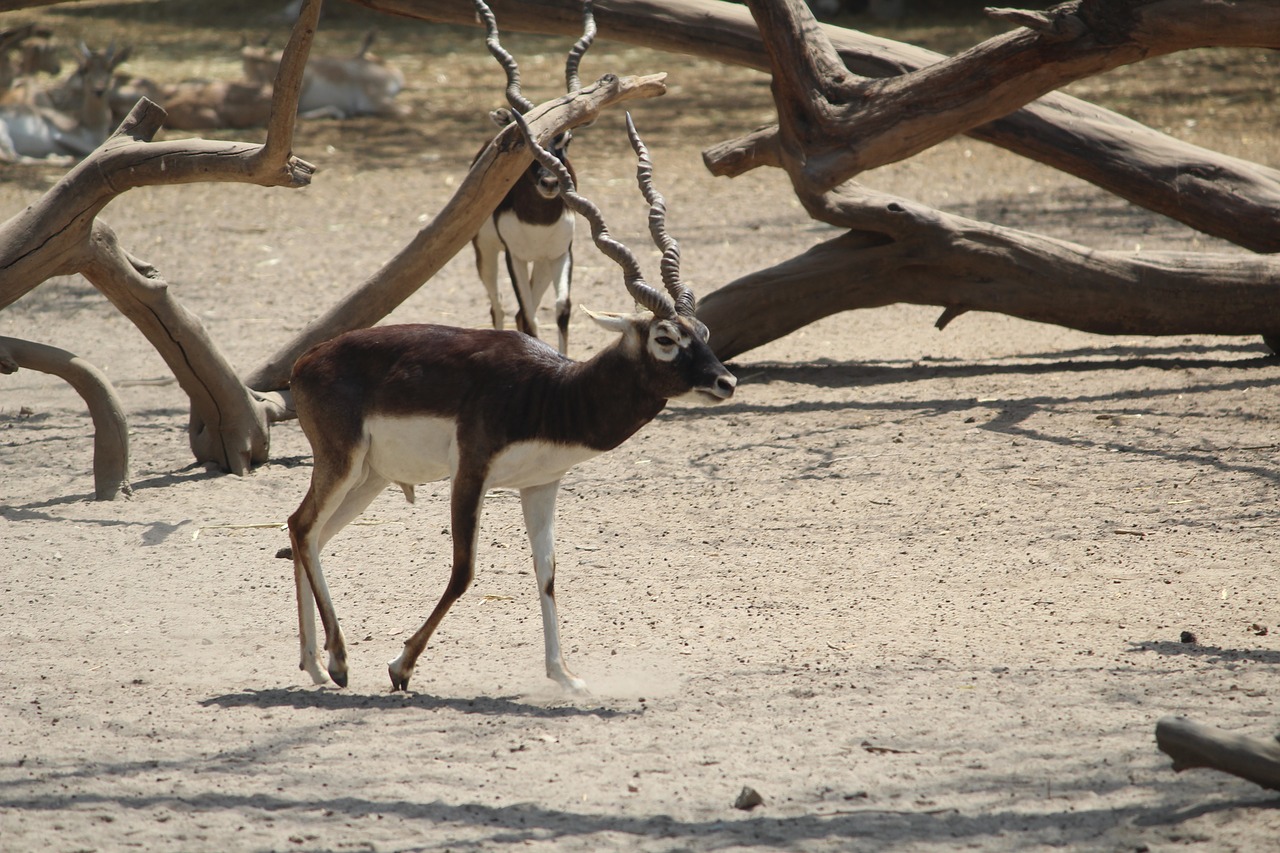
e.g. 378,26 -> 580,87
365,414 -> 455,485
365,414 -> 599,491
494,210 -> 574,262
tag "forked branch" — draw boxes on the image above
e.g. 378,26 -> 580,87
730,0 -> 1280,196
0,0 -> 323,482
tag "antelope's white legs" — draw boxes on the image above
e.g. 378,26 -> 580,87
507,256 -> 540,341
520,479 -> 586,693
474,222 -> 506,330
550,247 -> 570,353
289,452 -> 388,688
535,252 -> 573,355
294,557 -> 327,684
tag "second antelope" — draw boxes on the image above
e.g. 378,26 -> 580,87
471,1 -> 596,355
0,43 -> 127,161
286,105 -> 736,694
240,31 -> 407,120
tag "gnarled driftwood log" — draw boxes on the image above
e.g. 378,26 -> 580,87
1156,715 -> 1280,791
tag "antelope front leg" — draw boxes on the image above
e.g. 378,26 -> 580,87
507,255 -> 540,340
388,472 -> 487,691
520,479 -> 586,693
474,226 -> 506,330
533,252 -> 573,355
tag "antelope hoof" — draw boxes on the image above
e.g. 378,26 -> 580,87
387,653 -> 414,692
300,655 -> 328,686
551,667 -> 588,696
327,648 -> 349,688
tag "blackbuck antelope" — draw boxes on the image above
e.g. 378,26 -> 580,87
0,43 -> 126,161
471,1 -> 596,355
287,111 -> 736,694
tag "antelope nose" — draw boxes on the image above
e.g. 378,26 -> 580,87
715,373 -> 737,399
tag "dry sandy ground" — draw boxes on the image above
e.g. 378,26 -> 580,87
3,4 -> 1280,852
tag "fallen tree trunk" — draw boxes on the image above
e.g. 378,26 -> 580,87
698,184 -> 1280,360
1156,715 -> 1280,791
688,0 -> 1280,359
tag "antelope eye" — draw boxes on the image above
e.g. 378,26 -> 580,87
655,335 -> 677,347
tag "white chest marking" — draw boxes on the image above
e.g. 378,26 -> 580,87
494,210 -> 574,262
486,440 -> 600,490
364,414 -> 601,492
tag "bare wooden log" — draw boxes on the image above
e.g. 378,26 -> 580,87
355,0 -> 1280,253
243,70 -> 667,391
0,336 -> 129,500
0,0 -> 88,10
1156,715 -> 1280,791
697,184 -> 1280,361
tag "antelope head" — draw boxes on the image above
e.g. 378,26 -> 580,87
477,0 -> 596,202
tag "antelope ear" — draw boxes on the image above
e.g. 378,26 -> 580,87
583,307 -> 628,333
490,107 -> 513,127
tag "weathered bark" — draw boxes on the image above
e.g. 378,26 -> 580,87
350,0 -> 1280,254
698,184 -> 1280,361
1156,716 -> 1280,791
0,0 -> 87,10
75,221 -> 278,475
243,70 -> 668,391
0,336 -> 129,500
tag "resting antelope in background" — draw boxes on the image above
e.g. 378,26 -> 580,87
0,43 -> 127,161
240,30 -> 407,120
286,102 -> 736,691
471,1 -> 596,355
0,24 -> 60,104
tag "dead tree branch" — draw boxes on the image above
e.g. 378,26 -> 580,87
698,183 -> 1280,360
1157,715 -> 1280,791
730,0 -> 1280,196
0,336 -> 129,500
